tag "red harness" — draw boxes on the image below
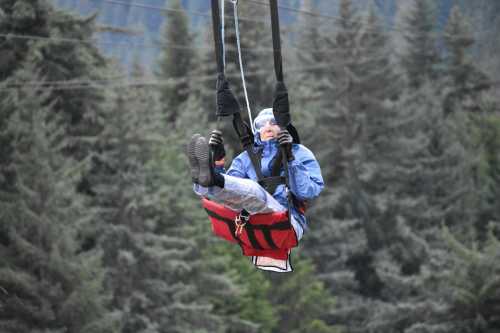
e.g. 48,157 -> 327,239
202,198 -> 298,260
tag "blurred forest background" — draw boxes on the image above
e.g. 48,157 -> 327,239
1,0 -> 499,332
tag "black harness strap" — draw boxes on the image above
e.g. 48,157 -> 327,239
262,229 -> 278,249
269,0 -> 283,82
269,0 -> 296,223
211,0 -> 224,76
261,152 -> 285,194
243,223 -> 264,250
204,208 -> 241,243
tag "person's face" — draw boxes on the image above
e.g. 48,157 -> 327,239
259,120 -> 280,141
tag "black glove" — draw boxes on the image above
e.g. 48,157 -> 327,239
277,129 -> 294,161
272,81 -> 291,128
216,74 -> 241,117
209,130 -> 226,162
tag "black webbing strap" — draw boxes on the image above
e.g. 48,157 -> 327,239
260,151 -> 285,194
211,0 -> 224,75
211,1 -> 240,118
242,223 -> 264,250
261,229 -> 278,249
204,208 -> 241,243
269,0 -> 283,82
231,113 -> 263,181
248,151 -> 264,181
269,0 -> 300,144
258,176 -> 285,193
269,0 -> 296,223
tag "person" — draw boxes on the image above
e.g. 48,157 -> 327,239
186,108 -> 324,272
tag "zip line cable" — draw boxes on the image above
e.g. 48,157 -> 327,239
92,0 -> 492,41
44,0 -> 492,59
0,63 -> 342,91
240,0 -> 496,40
0,30 -> 427,61
7,67 -> 498,97
5,67 -> 498,93
0,32 -> 283,54
1,4 -> 494,88
93,0 -> 267,25
4,77 -> 127,87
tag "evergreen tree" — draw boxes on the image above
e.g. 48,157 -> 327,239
302,0 -> 363,277
22,9 -> 109,162
0,75 -> 116,333
267,257 -> 341,333
442,5 -> 491,115
157,0 -> 194,126
190,29 -> 217,122
440,227 -> 500,332
477,115 -> 500,239
87,66 -> 233,331
289,0 -> 332,137
398,0 -> 440,89
0,0 -> 52,192
0,0 -> 51,80
458,0 -> 500,78
0,0 -> 111,198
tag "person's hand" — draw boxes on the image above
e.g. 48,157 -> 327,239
209,130 -> 226,163
277,129 -> 294,161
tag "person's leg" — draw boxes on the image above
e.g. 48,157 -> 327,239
194,174 -> 281,213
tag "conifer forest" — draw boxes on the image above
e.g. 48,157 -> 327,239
1,0 -> 500,332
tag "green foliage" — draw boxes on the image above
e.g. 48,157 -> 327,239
157,0 -> 194,126
477,115 -> 500,236
0,77 -> 113,332
208,242 -> 276,333
399,0 -> 441,88
268,256 -> 341,333
442,227 -> 500,332
207,244 -> 340,333
442,5 -> 491,115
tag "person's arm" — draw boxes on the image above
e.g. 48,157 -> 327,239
226,153 -> 248,178
287,145 -> 324,200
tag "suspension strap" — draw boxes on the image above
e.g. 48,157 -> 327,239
269,0 -> 295,221
269,0 -> 300,145
269,0 -> 283,82
211,0 -> 224,76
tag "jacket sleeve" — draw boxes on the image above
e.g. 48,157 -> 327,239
225,152 -> 248,178
287,145 -> 324,200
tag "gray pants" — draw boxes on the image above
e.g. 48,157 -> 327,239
194,174 -> 303,240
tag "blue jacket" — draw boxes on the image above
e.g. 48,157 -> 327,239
223,136 -> 324,230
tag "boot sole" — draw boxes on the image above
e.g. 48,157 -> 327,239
187,134 -> 201,182
195,136 -> 212,187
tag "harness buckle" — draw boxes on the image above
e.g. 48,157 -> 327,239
234,210 -> 249,237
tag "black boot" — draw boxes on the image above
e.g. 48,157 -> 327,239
186,133 -> 201,183
195,136 -> 214,187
